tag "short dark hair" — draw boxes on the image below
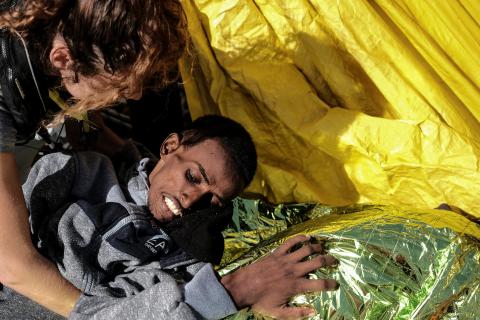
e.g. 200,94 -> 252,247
181,115 -> 257,189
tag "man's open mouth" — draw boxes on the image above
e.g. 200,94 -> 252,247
164,195 -> 182,217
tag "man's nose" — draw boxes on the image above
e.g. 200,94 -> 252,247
180,187 -> 205,209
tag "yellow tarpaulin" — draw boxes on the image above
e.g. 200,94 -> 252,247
179,0 -> 480,216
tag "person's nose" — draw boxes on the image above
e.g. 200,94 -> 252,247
179,186 -> 205,209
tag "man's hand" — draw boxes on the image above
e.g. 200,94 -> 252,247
221,235 -> 338,319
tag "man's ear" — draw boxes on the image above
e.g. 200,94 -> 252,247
49,34 -> 74,76
160,133 -> 181,155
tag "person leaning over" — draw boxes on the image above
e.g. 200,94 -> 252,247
0,0 -> 188,316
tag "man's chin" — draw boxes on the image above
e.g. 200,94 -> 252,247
151,208 -> 176,224
152,211 -> 166,223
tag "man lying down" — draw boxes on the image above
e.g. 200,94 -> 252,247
1,115 -> 338,320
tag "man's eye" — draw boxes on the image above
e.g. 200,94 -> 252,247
186,169 -> 201,184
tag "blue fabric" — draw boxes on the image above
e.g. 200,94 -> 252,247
184,264 -> 237,319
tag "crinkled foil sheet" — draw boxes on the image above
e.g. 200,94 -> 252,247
220,199 -> 480,319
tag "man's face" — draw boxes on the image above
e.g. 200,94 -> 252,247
148,135 -> 241,223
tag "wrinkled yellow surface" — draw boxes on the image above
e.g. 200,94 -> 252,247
180,0 -> 480,216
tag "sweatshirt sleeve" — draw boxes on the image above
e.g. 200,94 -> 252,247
184,264 -> 237,319
70,264 -> 237,320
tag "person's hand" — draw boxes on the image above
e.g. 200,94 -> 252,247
221,234 -> 338,319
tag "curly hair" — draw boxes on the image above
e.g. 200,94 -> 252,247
0,0 -> 188,123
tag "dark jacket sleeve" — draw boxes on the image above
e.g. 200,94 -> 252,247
0,85 -> 18,152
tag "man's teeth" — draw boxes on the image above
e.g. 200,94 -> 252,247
164,197 -> 181,216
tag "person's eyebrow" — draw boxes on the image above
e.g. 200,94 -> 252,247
194,161 -> 227,205
194,161 -> 211,185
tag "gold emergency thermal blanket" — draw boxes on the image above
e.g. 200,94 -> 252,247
220,199 -> 480,319
179,0 -> 480,216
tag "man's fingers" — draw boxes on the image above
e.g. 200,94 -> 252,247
273,306 -> 316,320
288,243 -> 323,262
274,235 -> 311,255
296,254 -> 338,275
297,278 -> 338,293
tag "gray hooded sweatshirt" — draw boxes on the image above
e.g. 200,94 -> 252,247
14,151 -> 237,320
